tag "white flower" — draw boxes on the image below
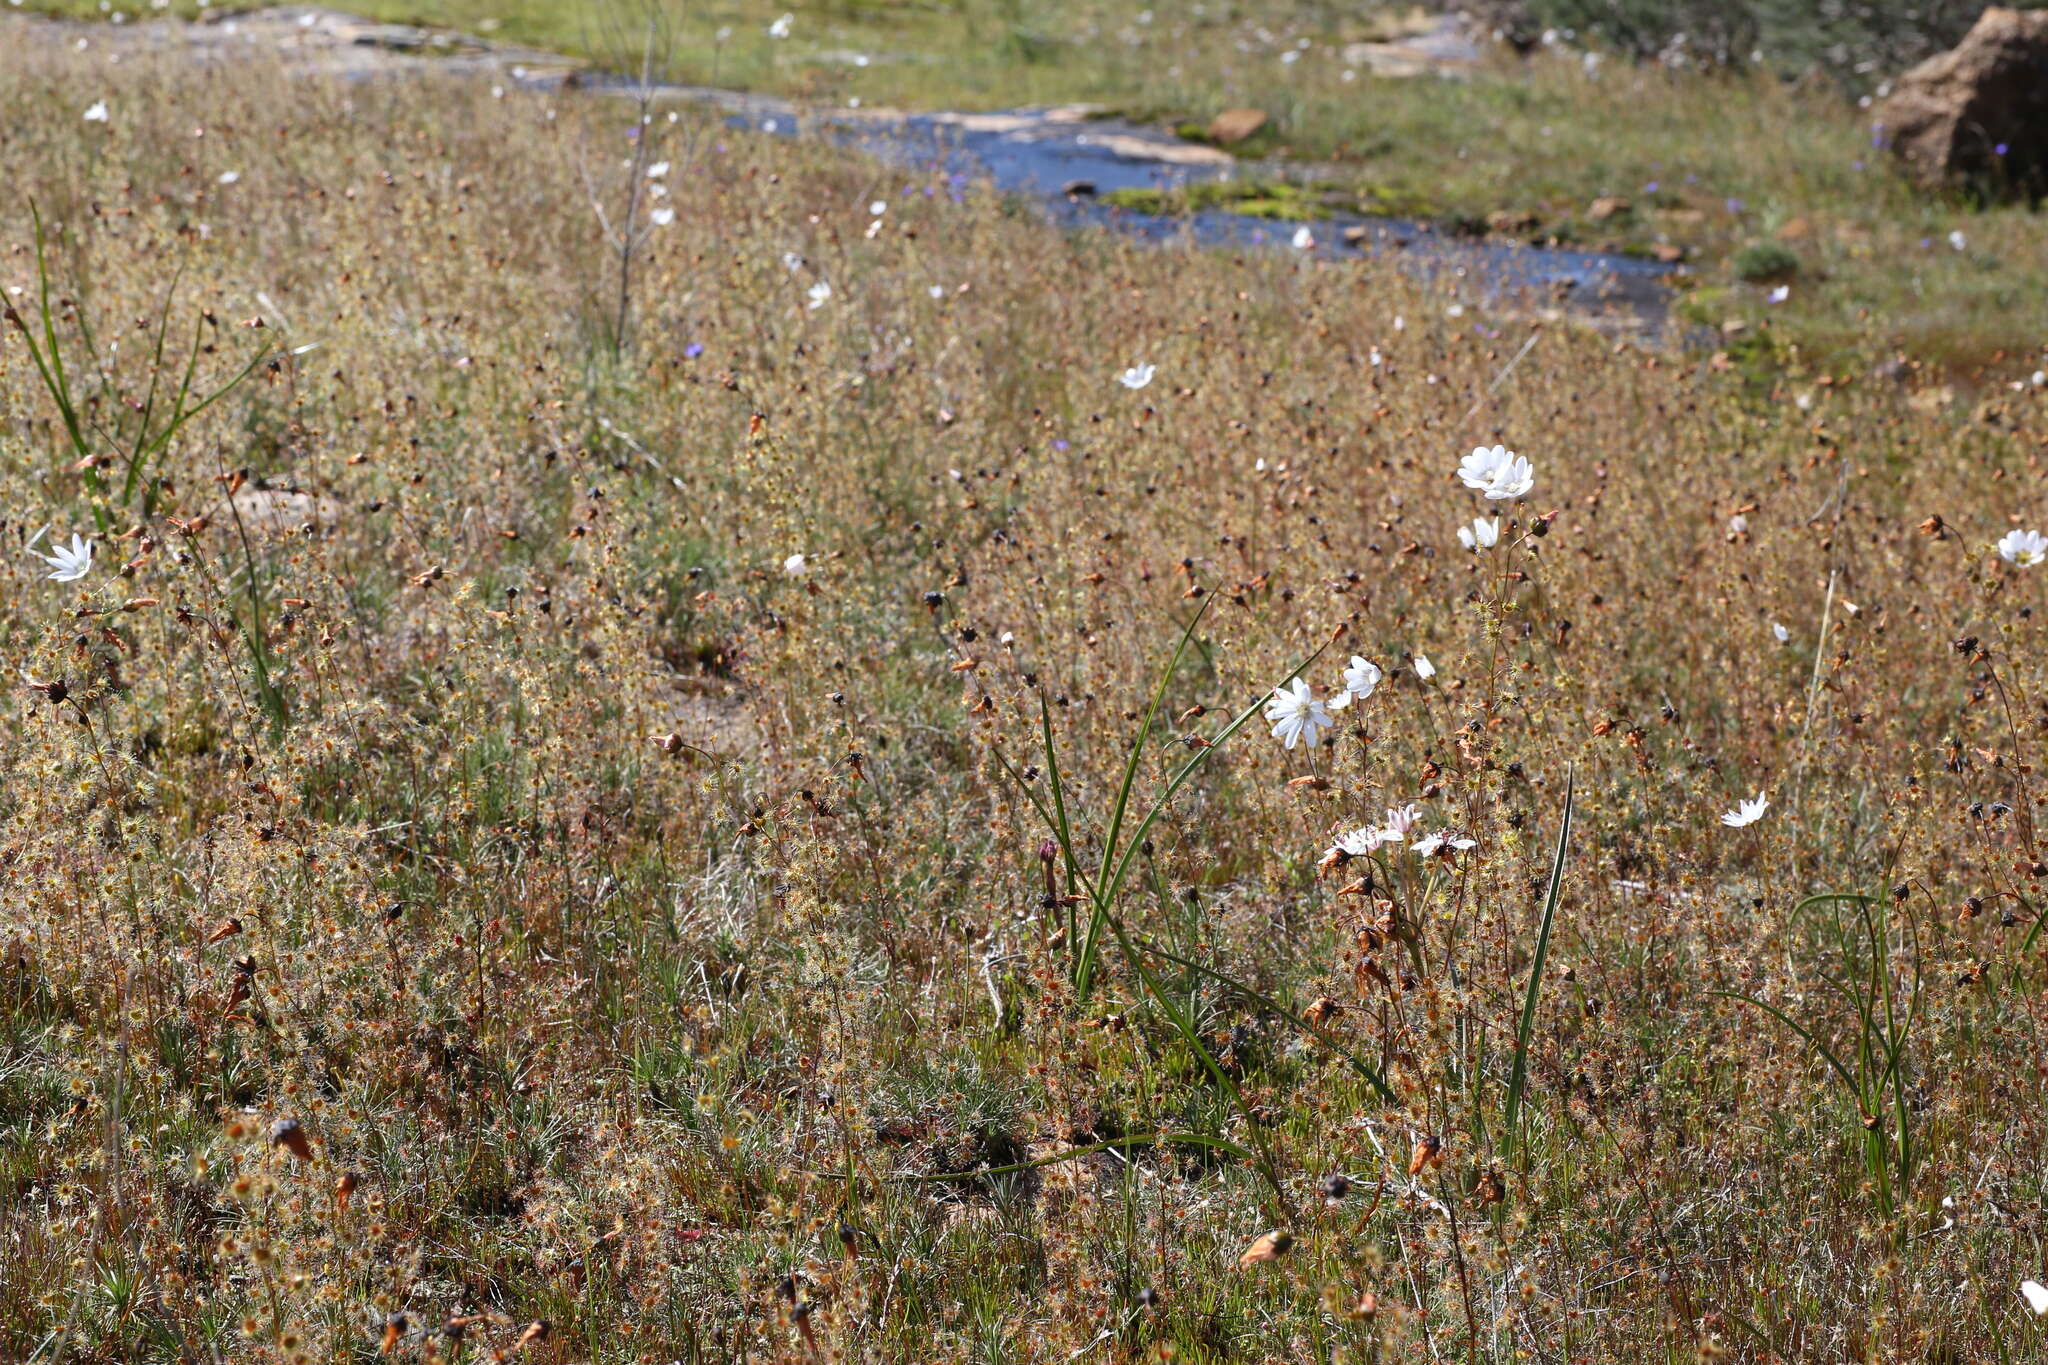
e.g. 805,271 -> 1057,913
1290,225 -> 1315,250
1456,444 -> 1533,500
767,13 -> 793,38
1339,655 -> 1381,703
1457,516 -> 1500,551
34,532 -> 93,582
1997,528 -> 2048,567
217,170 -> 240,185
648,207 -> 675,226
83,100 -> 109,123
1728,514 -> 1749,535
1335,825 -> 1398,856
869,200 -> 887,216
1457,444 -> 1513,491
1720,792 -> 1770,828
782,251 -> 805,272
1766,284 -> 1790,304
1263,677 -> 1332,750
1772,622 -> 1790,644
1412,830 -> 1476,858
1119,362 -> 1155,390
1412,654 -> 1435,680
1483,454 -> 1533,500
646,161 -> 670,179
1381,803 -> 1424,839
783,552 -> 808,577
806,281 -> 832,310
2032,370 -> 2046,388
1948,229 -> 1966,251
928,285 -> 945,299
2023,1281 -> 2048,1316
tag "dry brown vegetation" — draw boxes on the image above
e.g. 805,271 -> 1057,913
5,26 -> 2048,1365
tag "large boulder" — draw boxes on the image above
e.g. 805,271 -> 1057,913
1875,7 -> 2048,192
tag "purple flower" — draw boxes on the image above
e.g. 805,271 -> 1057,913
1995,142 -> 2010,157
1643,180 -> 1660,193
684,342 -> 704,358
1052,439 -> 1070,451
1725,197 -> 1744,214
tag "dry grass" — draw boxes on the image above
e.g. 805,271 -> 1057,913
4,26 -> 2048,1365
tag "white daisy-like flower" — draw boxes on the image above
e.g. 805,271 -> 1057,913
1263,677 -> 1332,750
1457,444 -> 1514,491
768,13 -> 793,38
1412,830 -> 1476,858
1333,655 -> 1381,707
1948,229 -> 1966,251
1457,444 -> 1534,500
2023,1280 -> 2048,1316
1290,225 -> 1314,250
806,281 -> 833,310
34,532 -> 93,582
1772,622 -> 1790,644
217,170 -> 240,185
1729,514 -> 1749,535
1483,455 -> 1533,500
1720,792 -> 1769,828
1335,825 -> 1399,857
869,200 -> 887,216
1380,803 -> 1424,839
1997,528 -> 2048,567
1119,362 -> 1155,390
1412,654 -> 1436,680
646,161 -> 670,179
1766,285 -> 1790,304
83,100 -> 109,123
1457,516 -> 1500,551
783,553 -> 808,577
649,207 -> 675,226
782,251 -> 805,272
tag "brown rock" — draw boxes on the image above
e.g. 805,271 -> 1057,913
1650,243 -> 1686,263
1587,196 -> 1631,223
1206,107 -> 1268,144
1775,216 -> 1814,241
1875,8 -> 2048,190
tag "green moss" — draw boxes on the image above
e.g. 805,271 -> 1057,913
1101,180 -> 1336,222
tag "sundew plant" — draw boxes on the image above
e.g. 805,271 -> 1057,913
3,11 -> 2048,1365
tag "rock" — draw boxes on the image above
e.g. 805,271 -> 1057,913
1875,7 -> 2048,190
1587,196 -> 1631,224
1650,243 -> 1686,263
1485,209 -> 1539,234
1340,224 -> 1372,246
1774,216 -> 1814,241
1205,107 -> 1268,144
1060,179 -> 1096,197
1907,384 -> 1957,415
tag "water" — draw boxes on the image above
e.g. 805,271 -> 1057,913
643,86 -> 1678,331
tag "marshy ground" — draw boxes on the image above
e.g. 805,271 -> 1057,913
3,4 -> 2048,1363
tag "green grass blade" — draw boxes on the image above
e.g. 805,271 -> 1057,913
1716,990 -> 1864,1099
1135,938 -> 1396,1103
1504,765 -> 1573,1155
1100,595 -> 1212,878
